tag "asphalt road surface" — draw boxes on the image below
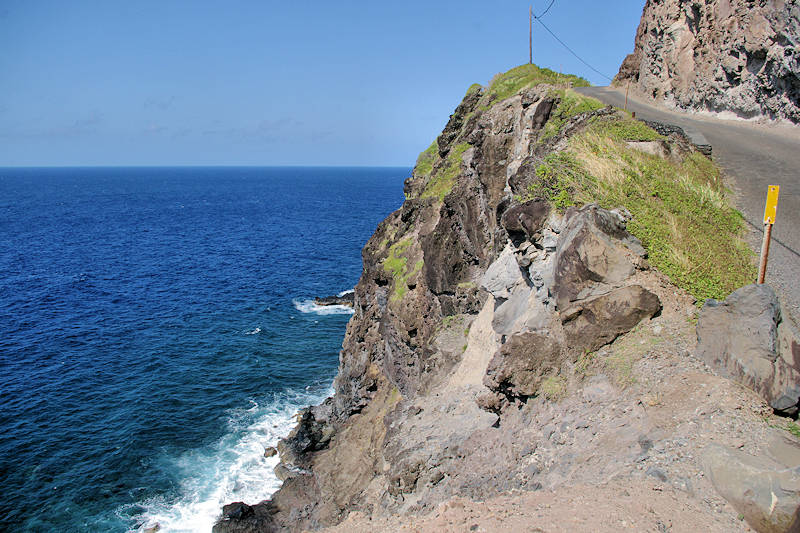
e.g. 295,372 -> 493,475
575,86 -> 800,322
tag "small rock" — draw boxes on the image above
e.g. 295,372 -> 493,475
263,447 -> 277,458
526,464 -> 540,478
428,468 -> 445,486
646,466 -> 668,482
541,232 -> 558,252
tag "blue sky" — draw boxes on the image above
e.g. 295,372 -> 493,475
0,1 -> 646,166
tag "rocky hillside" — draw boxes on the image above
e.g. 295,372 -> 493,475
213,65 -> 800,533
615,0 -> 800,123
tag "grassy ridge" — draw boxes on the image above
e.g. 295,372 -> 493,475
485,64 -> 590,105
383,238 -> 424,302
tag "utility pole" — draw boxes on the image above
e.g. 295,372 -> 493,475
529,5 -> 533,64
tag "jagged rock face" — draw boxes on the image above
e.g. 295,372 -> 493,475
616,0 -> 800,123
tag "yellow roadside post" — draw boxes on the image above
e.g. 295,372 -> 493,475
758,185 -> 780,284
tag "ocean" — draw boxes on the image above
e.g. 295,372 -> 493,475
0,166 -> 406,532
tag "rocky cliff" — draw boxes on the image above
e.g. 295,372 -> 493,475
615,0 -> 800,123
213,65 -> 800,533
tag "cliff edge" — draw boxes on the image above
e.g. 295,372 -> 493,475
214,65 -> 800,533
615,0 -> 800,123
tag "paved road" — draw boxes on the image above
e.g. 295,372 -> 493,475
575,86 -> 800,319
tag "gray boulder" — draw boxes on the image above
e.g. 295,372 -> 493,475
703,440 -> 800,533
481,245 -> 524,300
562,285 -> 661,354
696,284 -> 800,415
554,204 -> 646,312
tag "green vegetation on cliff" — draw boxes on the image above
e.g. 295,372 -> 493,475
485,64 -> 589,105
421,142 -> 470,201
409,64 -> 753,302
540,90 -> 605,140
531,114 -> 755,302
383,238 -> 423,302
415,140 -> 438,179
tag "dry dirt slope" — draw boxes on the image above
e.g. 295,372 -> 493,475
318,273 -> 787,533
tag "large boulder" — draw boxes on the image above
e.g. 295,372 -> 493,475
501,199 -> 551,243
483,332 -> 563,398
696,284 -> 800,415
562,285 -> 661,354
553,204 -> 646,312
703,438 -> 800,533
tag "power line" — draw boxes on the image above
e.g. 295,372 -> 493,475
534,17 -> 614,82
534,0 -> 555,19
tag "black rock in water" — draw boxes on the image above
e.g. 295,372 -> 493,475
221,502 -> 254,520
314,292 -> 354,307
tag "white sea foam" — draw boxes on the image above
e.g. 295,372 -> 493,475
292,298 -> 354,316
126,385 -> 332,533
336,289 -> 354,297
244,327 -> 261,335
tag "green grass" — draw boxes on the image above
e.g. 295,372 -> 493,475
465,83 -> 483,96
520,151 -> 586,210
783,421 -> 800,438
484,64 -> 589,106
421,142 -> 471,201
603,350 -> 637,387
540,375 -> 568,401
440,314 -> 461,328
415,140 -> 438,179
767,419 -> 800,439
586,115 -> 664,142
530,116 -> 755,302
383,238 -> 423,302
540,90 -> 605,140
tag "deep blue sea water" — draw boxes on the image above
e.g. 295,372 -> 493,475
0,166 -> 406,532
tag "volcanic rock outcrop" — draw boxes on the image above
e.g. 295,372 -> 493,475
616,0 -> 800,123
212,78 -> 668,532
214,67 -> 800,533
